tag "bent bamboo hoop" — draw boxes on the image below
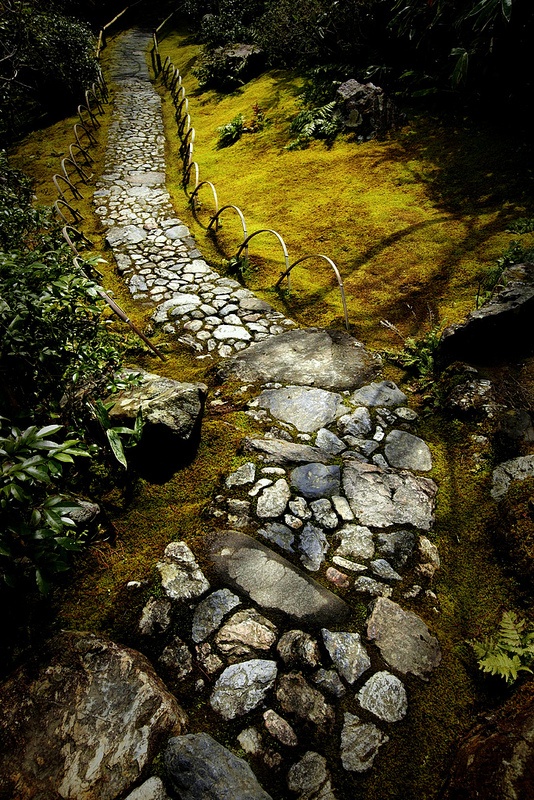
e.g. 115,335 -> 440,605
236,229 -> 291,275
208,204 -> 249,246
276,255 -> 350,331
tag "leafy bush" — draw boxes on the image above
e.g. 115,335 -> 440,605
0,153 -> 123,424
0,1 -> 98,143
0,420 -> 91,592
470,610 -> 534,684
0,154 -> 126,593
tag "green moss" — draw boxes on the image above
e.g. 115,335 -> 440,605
156,28 -> 532,354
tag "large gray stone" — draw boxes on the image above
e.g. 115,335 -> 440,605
384,430 -> 432,472
210,659 -> 277,719
218,328 -> 381,390
109,369 -> 208,448
367,597 -> 441,679
209,531 -> 350,625
342,461 -> 437,530
290,463 -> 341,499
0,632 -> 187,800
164,733 -> 272,799
491,454 -> 534,500
254,386 -> 343,432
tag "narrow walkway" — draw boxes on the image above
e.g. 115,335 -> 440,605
95,29 -> 296,360
96,29 -> 443,799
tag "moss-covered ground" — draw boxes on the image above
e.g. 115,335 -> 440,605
6,25 -> 534,800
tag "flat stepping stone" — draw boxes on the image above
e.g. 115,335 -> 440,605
218,328 -> 381,390
106,224 -> 147,246
384,430 -> 432,472
209,531 -> 350,625
254,386 -> 344,432
342,460 -> 437,530
244,437 -> 330,465
290,463 -> 341,498
366,597 -> 441,679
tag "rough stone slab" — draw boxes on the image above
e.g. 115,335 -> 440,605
124,777 -> 170,800
157,541 -> 210,602
287,752 -> 335,798
0,632 -> 187,800
384,429 -> 432,472
256,478 -> 291,518
209,531 -> 350,625
357,670 -> 408,722
491,454 -> 534,500
218,328 -> 381,390
276,672 -> 335,730
351,380 -> 407,408
108,369 -> 207,443
164,733 -> 272,800
191,589 -> 241,643
367,597 -> 441,679
244,437 -> 331,464
342,461 -> 437,530
340,713 -> 389,773
254,386 -> 343,432
321,629 -> 371,684
210,659 -> 278,719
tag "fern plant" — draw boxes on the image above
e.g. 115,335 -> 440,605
470,611 -> 534,684
286,101 -> 343,150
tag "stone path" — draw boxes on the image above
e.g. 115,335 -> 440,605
95,29 -> 296,360
96,28 -> 443,800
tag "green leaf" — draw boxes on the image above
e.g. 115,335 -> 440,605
106,429 -> 128,469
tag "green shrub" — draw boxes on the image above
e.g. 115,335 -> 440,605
0,1 -> 98,143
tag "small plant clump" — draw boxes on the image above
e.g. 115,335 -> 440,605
470,610 -> 534,684
216,104 -> 265,148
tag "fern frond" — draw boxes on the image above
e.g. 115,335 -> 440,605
498,611 -> 527,650
477,651 -> 524,684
